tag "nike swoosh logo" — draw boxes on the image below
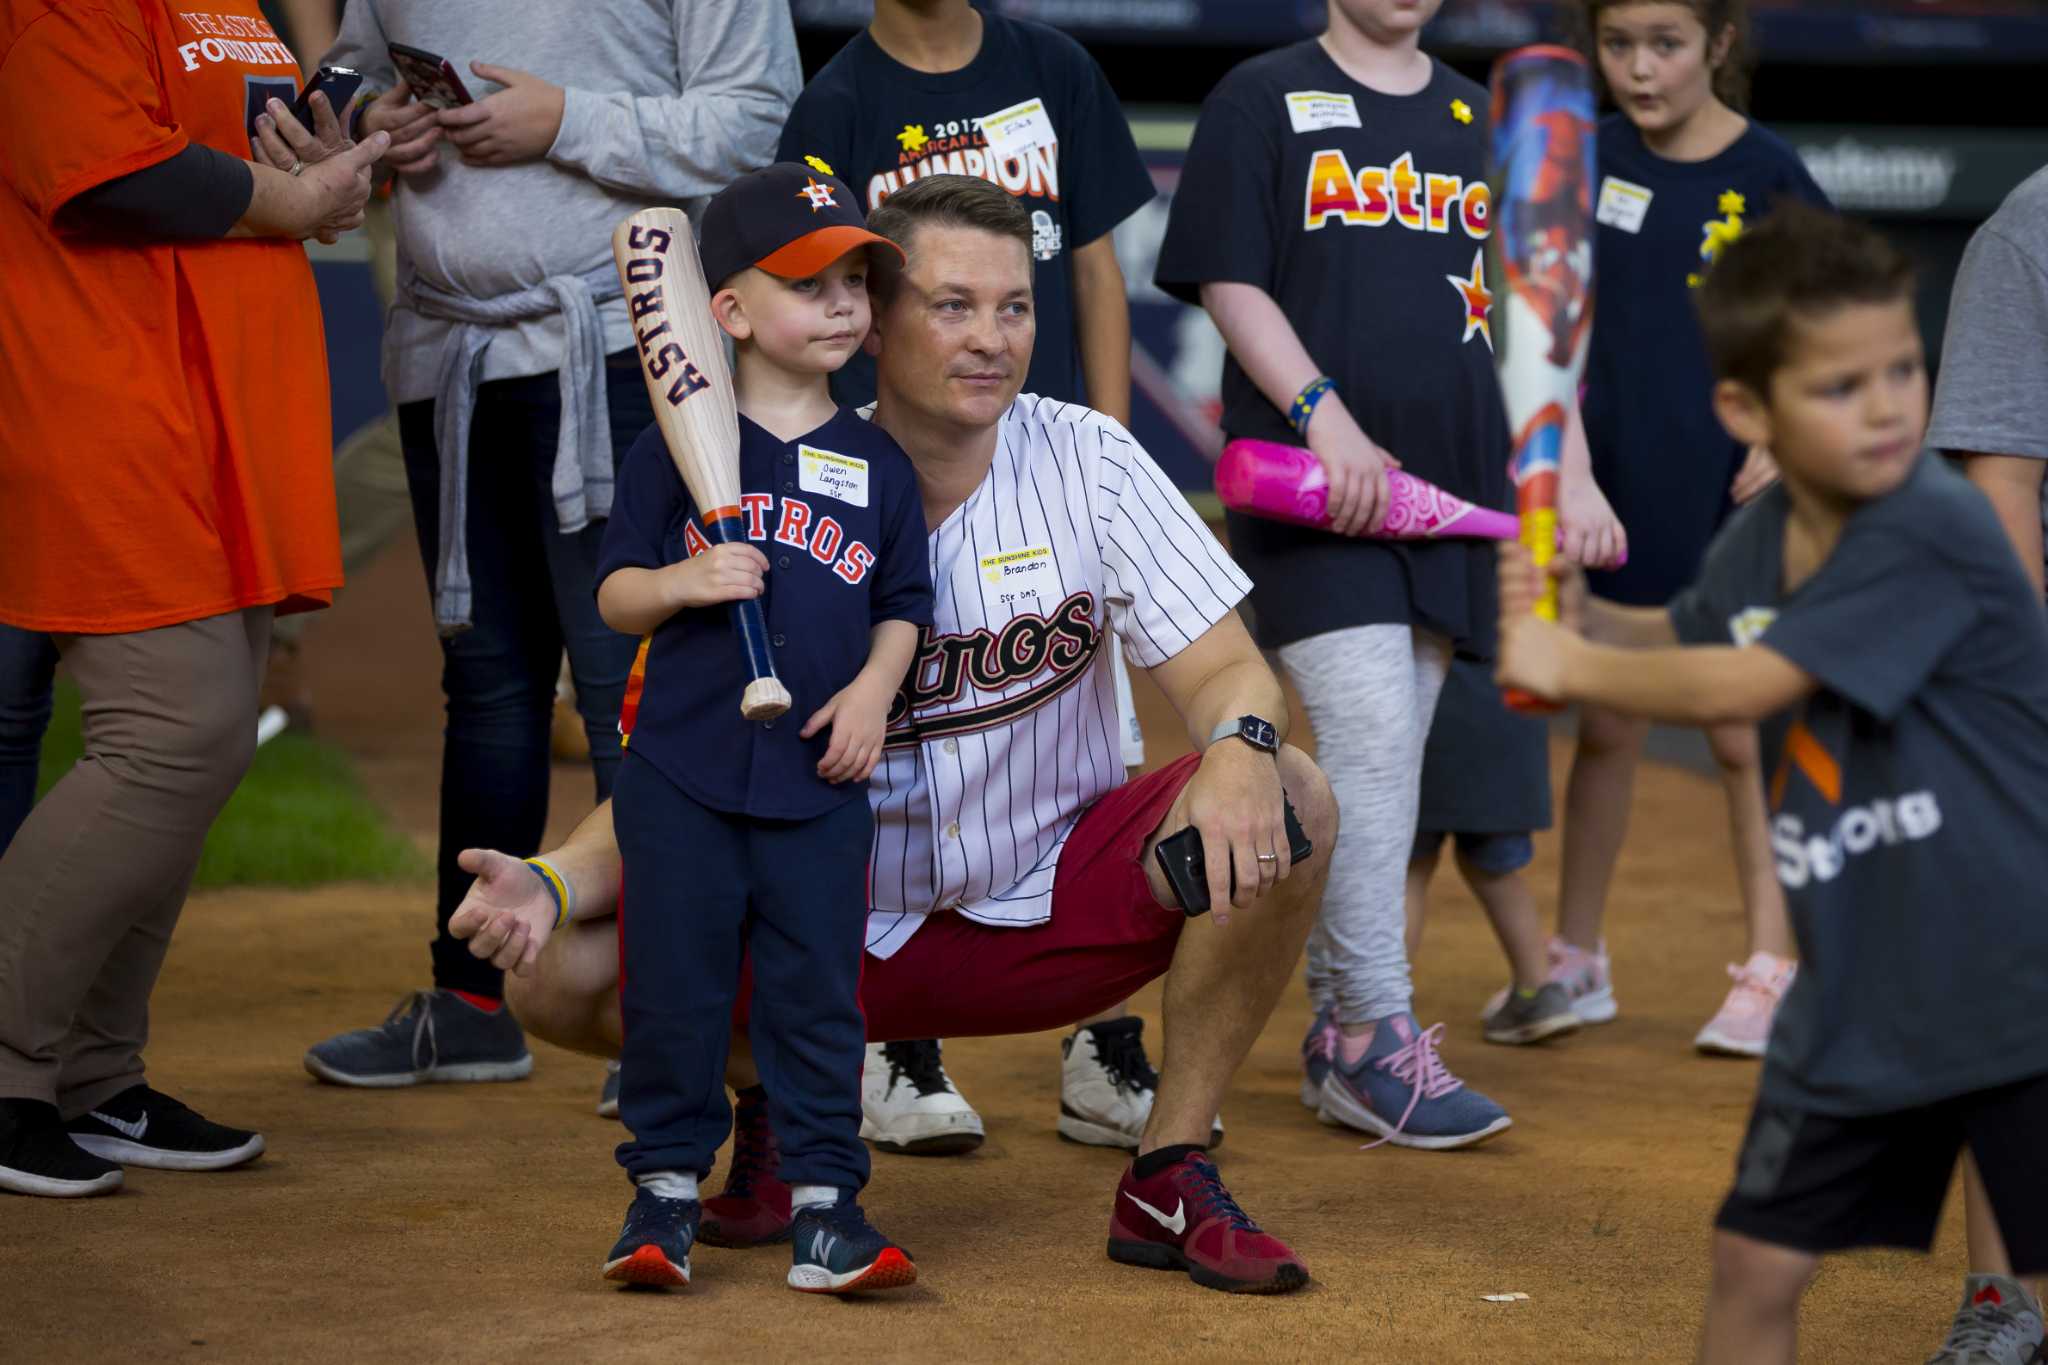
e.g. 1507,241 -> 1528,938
91,1110 -> 148,1141
1123,1190 -> 1185,1235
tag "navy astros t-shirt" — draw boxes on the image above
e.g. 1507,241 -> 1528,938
1155,46 -> 1508,654
597,409 -> 933,821
776,11 -> 1154,409
1584,115 -> 1829,606
1669,456 -> 2048,1116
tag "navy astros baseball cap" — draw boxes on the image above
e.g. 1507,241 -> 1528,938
699,160 -> 905,291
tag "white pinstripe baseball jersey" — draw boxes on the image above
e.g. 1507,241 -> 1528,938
863,395 -> 1252,959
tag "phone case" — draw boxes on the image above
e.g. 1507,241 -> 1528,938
286,67 -> 364,133
388,42 -> 474,109
1153,797 -> 1314,918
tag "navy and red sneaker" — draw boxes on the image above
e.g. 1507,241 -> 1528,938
1107,1152 -> 1309,1294
700,1088 -> 792,1248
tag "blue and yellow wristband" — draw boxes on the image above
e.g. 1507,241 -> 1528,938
523,856 -> 572,931
1289,376 -> 1336,437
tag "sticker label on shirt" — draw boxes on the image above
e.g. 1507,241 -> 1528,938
1596,176 -> 1655,233
1285,91 -> 1362,134
979,544 -> 1057,609
977,97 -> 1058,163
1729,606 -> 1777,647
798,445 -> 868,507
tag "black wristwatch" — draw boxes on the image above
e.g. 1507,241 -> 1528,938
1209,714 -> 1279,754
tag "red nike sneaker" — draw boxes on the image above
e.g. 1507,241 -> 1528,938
699,1089 -> 792,1248
1107,1152 -> 1309,1294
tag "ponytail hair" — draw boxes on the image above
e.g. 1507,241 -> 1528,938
1572,0 -> 1753,112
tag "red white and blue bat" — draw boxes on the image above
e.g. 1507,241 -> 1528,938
1488,45 -> 1597,712
613,207 -> 791,722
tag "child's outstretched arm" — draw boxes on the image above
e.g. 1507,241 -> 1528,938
1495,543 -> 1812,726
802,619 -> 920,784
1200,280 -> 1400,538
596,542 -> 769,636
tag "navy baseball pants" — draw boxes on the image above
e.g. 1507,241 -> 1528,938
612,748 -> 871,1192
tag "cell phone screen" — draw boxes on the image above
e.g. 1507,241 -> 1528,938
388,43 -> 474,109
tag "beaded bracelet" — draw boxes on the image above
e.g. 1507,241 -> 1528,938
523,857 -> 572,931
1289,376 -> 1336,437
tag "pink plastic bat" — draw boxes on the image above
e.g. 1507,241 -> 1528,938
1215,439 -> 1520,541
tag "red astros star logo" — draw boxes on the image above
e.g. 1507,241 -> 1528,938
1446,248 -> 1493,350
797,176 -> 838,212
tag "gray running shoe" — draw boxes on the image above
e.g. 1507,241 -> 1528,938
597,1061 -> 621,1119
1481,983 -> 1583,1046
1928,1275 -> 2047,1364
303,989 -> 532,1087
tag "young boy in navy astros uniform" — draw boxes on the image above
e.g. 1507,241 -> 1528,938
1496,205 -> 2048,1362
592,164 -> 933,1295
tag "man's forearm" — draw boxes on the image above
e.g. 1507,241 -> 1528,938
1072,236 -> 1132,424
546,800 -> 624,921
1180,655 -> 1288,752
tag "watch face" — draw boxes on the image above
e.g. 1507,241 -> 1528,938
1242,717 -> 1278,751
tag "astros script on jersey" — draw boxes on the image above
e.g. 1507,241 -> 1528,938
862,397 -> 1252,958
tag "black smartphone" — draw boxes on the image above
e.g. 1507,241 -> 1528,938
388,42 -> 475,109
1153,796 -> 1315,918
283,66 -> 364,136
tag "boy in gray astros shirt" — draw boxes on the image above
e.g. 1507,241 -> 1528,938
1495,203 -> 2048,1365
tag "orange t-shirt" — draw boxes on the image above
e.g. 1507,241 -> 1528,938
0,0 -> 338,633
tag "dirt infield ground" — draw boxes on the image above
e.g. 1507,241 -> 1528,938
3,543 -> 1973,1363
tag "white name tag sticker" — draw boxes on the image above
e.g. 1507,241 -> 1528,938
798,445 -> 868,507
1285,90 -> 1362,134
1596,175 -> 1655,233
978,544 -> 1057,602
977,97 -> 1057,162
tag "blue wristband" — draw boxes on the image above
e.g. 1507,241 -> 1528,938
1290,376 -> 1335,437
523,857 -> 570,930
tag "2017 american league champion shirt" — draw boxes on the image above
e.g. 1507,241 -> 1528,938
1155,45 -> 1509,653
1669,456 -> 2048,1116
777,10 -> 1154,408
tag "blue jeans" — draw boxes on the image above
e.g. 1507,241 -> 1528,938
0,625 -> 57,855
398,351 -> 651,998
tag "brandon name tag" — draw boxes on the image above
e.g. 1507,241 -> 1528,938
1284,90 -> 1362,134
1596,175 -> 1655,233
977,97 -> 1057,163
798,445 -> 869,507
979,544 -> 1056,604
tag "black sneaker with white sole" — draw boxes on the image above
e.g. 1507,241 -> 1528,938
64,1085 -> 265,1172
303,988 -> 533,1087
0,1099 -> 123,1198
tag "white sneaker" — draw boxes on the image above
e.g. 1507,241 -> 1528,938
1058,1018 -> 1224,1150
860,1040 -> 984,1156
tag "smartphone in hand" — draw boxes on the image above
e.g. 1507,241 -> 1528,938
284,66 -> 365,135
387,42 -> 475,109
1153,797 -> 1315,918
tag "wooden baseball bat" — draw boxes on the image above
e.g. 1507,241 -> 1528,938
1488,46 -> 1597,713
612,207 -> 791,722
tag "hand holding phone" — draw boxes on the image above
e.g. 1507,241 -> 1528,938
387,43 -> 475,110
1153,796 -> 1315,919
286,67 -> 365,138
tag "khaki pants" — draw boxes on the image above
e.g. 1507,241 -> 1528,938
0,608 -> 270,1112
274,195 -> 411,646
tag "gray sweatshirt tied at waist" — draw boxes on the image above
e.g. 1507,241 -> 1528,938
413,265 -> 621,635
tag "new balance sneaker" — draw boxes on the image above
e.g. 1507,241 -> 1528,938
1107,1152 -> 1309,1294
1317,1013 -> 1512,1150
787,1199 -> 917,1293
303,989 -> 533,1087
1694,951 -> 1797,1058
1058,1018 -> 1226,1151
597,1061 -> 621,1119
1927,1274 -> 2047,1364
1480,983 -> 1582,1046
700,1088 -> 792,1248
1299,1002 -> 1336,1109
603,1187 -> 699,1287
0,1099 -> 122,1198
860,1040 -> 983,1156
64,1085 -> 264,1171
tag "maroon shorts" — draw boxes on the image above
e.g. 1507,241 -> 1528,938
731,753 -> 1198,1041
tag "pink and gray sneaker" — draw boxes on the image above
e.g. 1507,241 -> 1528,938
1299,1003 -> 1336,1109
1694,951 -> 1797,1058
1480,936 -> 1617,1026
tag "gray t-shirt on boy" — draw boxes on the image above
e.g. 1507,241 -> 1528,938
1670,455 -> 2048,1116
1927,164 -> 2048,580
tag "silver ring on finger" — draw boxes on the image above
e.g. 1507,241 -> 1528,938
288,158 -> 305,176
